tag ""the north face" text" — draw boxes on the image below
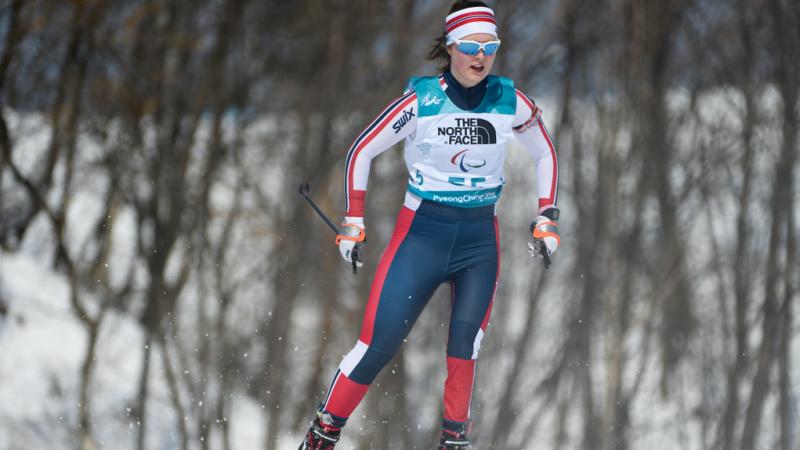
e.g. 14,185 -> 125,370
437,118 -> 497,145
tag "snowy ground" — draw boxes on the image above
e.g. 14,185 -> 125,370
0,250 -> 294,450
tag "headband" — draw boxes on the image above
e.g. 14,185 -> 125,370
445,6 -> 498,44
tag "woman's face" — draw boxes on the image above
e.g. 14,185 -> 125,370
447,33 -> 497,87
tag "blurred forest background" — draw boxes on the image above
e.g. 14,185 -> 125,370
0,0 -> 798,449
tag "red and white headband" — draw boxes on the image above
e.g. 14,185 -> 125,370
445,6 -> 498,43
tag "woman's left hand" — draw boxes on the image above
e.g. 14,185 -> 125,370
530,216 -> 560,256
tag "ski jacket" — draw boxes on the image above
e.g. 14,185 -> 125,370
344,73 -> 557,218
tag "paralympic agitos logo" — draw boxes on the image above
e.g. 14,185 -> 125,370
438,118 -> 497,145
451,149 -> 486,173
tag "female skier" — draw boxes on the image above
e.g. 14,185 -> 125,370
300,1 -> 559,448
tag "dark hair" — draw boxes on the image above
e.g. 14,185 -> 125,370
426,1 -> 491,73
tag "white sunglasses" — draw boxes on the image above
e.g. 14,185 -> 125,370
450,38 -> 502,55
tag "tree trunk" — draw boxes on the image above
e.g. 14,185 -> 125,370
0,0 -> 26,249
778,216 -> 795,450
77,321 -> 100,450
136,334 -> 152,450
719,1 -> 758,447
159,335 -> 189,450
489,270 -> 547,448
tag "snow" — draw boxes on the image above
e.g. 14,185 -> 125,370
0,251 -> 276,450
0,253 -> 83,448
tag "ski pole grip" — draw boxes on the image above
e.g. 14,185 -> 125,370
351,245 -> 359,274
541,246 -> 551,269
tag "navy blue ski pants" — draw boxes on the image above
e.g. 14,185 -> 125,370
321,200 -> 499,428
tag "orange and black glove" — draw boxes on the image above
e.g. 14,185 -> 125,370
528,208 -> 560,267
336,217 -> 366,269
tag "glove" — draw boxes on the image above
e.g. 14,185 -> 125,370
528,214 -> 560,257
336,217 -> 366,268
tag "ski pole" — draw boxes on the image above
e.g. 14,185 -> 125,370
298,182 -> 339,234
298,182 -> 361,274
529,222 -> 552,270
541,246 -> 551,270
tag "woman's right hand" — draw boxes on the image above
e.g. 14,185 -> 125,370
336,218 -> 366,268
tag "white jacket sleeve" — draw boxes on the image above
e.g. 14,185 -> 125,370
512,89 -> 559,214
344,91 -> 418,217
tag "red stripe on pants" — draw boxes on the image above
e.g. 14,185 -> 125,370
443,356 -> 476,423
480,216 -> 500,331
359,207 -> 415,344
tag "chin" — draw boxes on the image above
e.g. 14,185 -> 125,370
471,73 -> 489,84
469,66 -> 489,80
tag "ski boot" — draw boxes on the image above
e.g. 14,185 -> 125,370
299,412 -> 341,450
438,419 -> 470,449
438,429 -> 470,449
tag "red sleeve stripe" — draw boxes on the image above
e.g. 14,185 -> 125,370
515,89 -> 535,112
537,120 -> 558,208
515,89 -> 557,208
344,92 -> 417,214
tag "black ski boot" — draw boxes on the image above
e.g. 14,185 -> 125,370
438,429 -> 470,449
299,413 -> 341,450
438,419 -> 470,449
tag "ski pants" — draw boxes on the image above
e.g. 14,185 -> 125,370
320,200 -> 499,431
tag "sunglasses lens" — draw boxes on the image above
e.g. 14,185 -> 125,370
483,42 -> 500,55
457,42 -> 480,55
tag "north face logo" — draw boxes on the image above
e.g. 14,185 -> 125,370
437,118 -> 497,145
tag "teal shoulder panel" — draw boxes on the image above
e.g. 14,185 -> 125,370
404,76 -> 424,94
409,76 -> 449,117
472,75 -> 516,114
409,75 -> 517,116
